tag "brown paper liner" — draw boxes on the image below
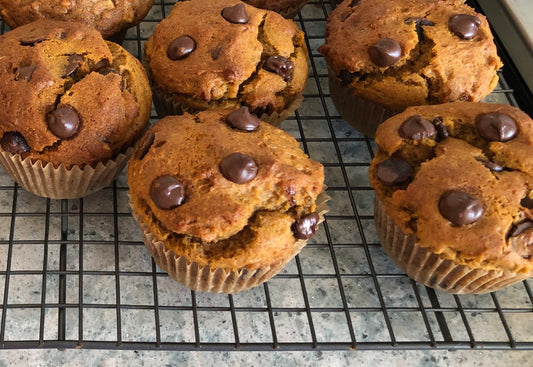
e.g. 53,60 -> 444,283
0,148 -> 134,199
132,190 -> 329,293
374,196 -> 530,294
328,69 -> 395,138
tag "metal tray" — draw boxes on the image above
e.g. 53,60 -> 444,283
0,0 -> 531,351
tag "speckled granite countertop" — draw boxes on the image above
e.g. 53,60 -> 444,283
0,1 -> 531,365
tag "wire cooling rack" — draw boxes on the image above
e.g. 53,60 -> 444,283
0,0 -> 531,351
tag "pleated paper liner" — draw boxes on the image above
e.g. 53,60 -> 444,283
374,195 -> 531,294
132,190 -> 329,294
328,69 -> 395,138
0,148 -> 134,199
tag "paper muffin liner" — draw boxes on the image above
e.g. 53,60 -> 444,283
328,69 -> 395,138
132,190 -> 329,294
151,84 -> 303,127
374,195 -> 530,294
0,148 -> 134,199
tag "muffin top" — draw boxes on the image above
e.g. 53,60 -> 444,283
319,0 -> 502,111
0,0 -> 155,39
0,19 -> 152,168
370,102 -> 533,274
128,108 -> 324,269
144,0 -> 308,115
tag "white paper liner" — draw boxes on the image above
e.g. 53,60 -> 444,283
328,69 -> 395,138
374,195 -> 530,294
132,190 -> 329,294
0,148 -> 134,199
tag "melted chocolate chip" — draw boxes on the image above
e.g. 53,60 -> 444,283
439,190 -> 483,226
509,220 -> 533,237
449,14 -> 481,40
98,68 -> 125,90
476,112 -> 518,142
349,0 -> 360,6
292,212 -> 320,240
398,115 -> 436,140
167,36 -> 196,61
478,158 -> 503,172
263,56 -> 294,82
376,158 -> 413,186
63,53 -> 83,78
15,65 -> 37,81
150,175 -> 185,210
47,105 -> 81,139
226,107 -> 260,132
220,152 -> 258,184
20,37 -> 45,46
211,45 -> 223,60
368,38 -> 402,67
404,17 -> 435,27
134,132 -> 155,160
221,3 -> 249,24
0,131 -> 30,154
521,197 -> 533,209
432,117 -> 449,141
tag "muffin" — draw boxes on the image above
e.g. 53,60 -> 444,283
242,0 -> 309,18
0,0 -> 155,42
128,107 -> 327,293
318,0 -> 502,138
144,0 -> 308,126
370,102 -> 533,294
0,19 -> 152,199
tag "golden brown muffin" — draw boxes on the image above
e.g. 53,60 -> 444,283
144,0 -> 308,125
243,0 -> 309,18
370,102 -> 533,294
128,107 -> 326,293
0,19 -> 152,198
319,0 -> 502,137
0,0 -> 155,41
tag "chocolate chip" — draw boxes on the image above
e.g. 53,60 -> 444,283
211,45 -> 223,60
0,131 -> 30,154
439,190 -> 483,226
368,38 -> 402,67
478,158 -> 503,172
150,175 -> 185,210
404,17 -> 435,27
449,14 -> 481,40
476,112 -> 518,142
509,220 -> 533,237
134,132 -> 155,160
398,115 -> 436,140
98,68 -> 124,90
47,105 -> 81,139
15,65 -> 37,81
376,158 -> 413,186
221,3 -> 249,24
63,53 -> 83,78
59,31 -> 67,39
432,117 -> 449,141
292,212 -> 320,240
167,36 -> 196,61
226,107 -> 260,132
349,0 -> 360,6
263,56 -> 294,82
220,152 -> 258,184
20,37 -> 45,46
520,197 -> 533,209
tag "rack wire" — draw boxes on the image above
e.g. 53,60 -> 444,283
0,0 -> 531,351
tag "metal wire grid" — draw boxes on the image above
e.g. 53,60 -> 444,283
0,0 -> 530,352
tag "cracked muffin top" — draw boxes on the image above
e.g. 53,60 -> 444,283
370,102 -> 533,275
128,107 -> 324,269
0,0 -> 155,39
0,19 -> 152,168
144,0 -> 308,116
319,0 -> 502,111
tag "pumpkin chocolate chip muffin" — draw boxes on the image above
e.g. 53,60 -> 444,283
370,102 -> 533,294
0,0 -> 155,42
128,107 -> 327,293
319,0 -> 502,137
0,19 -> 152,199
144,0 -> 308,126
